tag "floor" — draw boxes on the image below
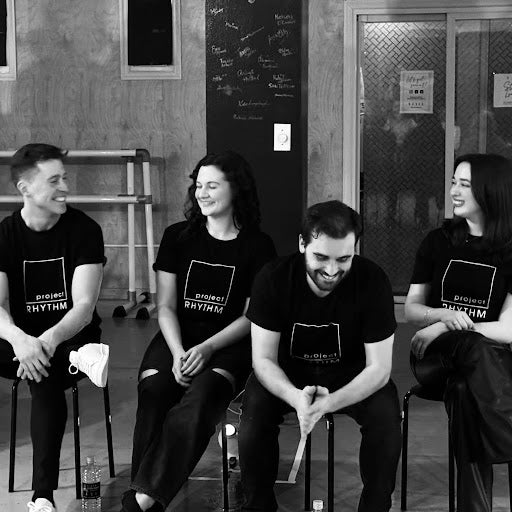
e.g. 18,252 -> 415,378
1,302 -> 511,512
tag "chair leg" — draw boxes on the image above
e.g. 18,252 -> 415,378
400,390 -> 412,510
326,414 -> 334,512
9,378 -> 20,493
72,383 -> 81,500
448,421 -> 455,512
508,463 -> 512,511
221,413 -> 229,511
304,433 -> 312,511
103,382 -> 115,477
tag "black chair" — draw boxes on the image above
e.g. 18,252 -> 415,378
401,383 -> 512,511
9,377 -> 115,499
304,413 -> 335,512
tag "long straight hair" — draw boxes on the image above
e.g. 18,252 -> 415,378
443,153 -> 512,261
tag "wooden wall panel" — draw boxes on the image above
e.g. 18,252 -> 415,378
0,0 -> 348,296
0,0 -> 206,298
307,0 -> 344,206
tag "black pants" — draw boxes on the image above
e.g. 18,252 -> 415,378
238,372 -> 402,512
129,332 -> 237,507
0,332 -> 96,491
411,330 -> 512,512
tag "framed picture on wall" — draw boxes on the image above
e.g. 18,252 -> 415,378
0,0 -> 16,81
119,0 -> 181,80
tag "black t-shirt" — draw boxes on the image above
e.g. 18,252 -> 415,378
247,253 -> 396,384
153,221 -> 276,348
410,228 -> 512,322
0,207 -> 104,337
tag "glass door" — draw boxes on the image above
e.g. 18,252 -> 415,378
355,11 -> 512,295
359,16 -> 447,294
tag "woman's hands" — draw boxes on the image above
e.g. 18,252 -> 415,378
171,349 -> 192,387
438,309 -> 474,331
180,342 -> 214,378
411,322 -> 448,359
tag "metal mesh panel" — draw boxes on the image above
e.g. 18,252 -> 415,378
456,20 -> 512,159
361,21 -> 446,294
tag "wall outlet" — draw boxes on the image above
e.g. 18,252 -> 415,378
274,123 -> 291,151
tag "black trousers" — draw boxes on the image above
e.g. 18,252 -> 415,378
411,330 -> 512,512
0,331 -> 97,491
129,332 -> 237,507
238,372 -> 402,512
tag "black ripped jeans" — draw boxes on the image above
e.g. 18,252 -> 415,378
0,331 -> 98,492
411,330 -> 512,512
238,372 -> 402,512
129,331 -> 244,508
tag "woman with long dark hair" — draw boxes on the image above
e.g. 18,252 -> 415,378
405,153 -> 512,511
120,150 -> 276,512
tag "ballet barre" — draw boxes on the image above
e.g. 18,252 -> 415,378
0,149 -> 157,319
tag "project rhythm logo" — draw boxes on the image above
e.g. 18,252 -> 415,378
290,322 -> 341,364
441,259 -> 496,320
183,260 -> 235,314
23,258 -> 68,314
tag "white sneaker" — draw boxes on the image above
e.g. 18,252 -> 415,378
69,343 -> 109,388
27,498 -> 56,512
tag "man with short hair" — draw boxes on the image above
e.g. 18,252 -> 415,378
0,143 -> 107,512
239,200 -> 402,512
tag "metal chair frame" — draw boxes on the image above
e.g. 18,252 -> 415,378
401,384 -> 512,511
9,378 -> 115,499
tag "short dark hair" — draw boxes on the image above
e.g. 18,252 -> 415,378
10,143 -> 68,184
184,150 -> 261,232
301,200 -> 363,245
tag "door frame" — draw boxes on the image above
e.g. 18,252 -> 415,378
342,0 -> 512,214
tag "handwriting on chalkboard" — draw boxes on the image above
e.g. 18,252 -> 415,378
218,84 -> 242,96
233,114 -> 264,121
241,26 -> 265,42
206,0 -> 301,123
258,55 -> 278,69
278,47 -> 294,57
220,58 -> 234,68
239,46 -> 256,58
237,69 -> 261,82
275,14 -> 296,26
268,29 -> 289,46
238,99 -> 270,107
212,45 -> 227,56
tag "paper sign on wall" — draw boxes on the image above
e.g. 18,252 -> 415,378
400,70 -> 434,114
493,74 -> 512,108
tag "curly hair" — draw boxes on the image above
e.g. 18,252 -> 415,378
184,150 -> 261,232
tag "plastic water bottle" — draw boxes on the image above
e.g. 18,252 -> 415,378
81,456 -> 101,511
312,499 -> 324,511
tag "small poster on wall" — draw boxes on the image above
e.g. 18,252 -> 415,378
400,70 -> 434,114
493,74 -> 512,108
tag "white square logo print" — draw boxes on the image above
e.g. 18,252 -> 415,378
290,323 -> 341,364
441,259 -> 496,310
23,257 -> 68,305
184,260 -> 235,307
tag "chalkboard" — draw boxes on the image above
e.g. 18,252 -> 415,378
206,0 -> 304,255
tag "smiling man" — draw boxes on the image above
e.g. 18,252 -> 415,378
0,144 -> 107,512
239,200 -> 402,512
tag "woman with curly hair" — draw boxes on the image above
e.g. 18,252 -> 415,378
121,151 -> 276,512
405,153 -> 512,511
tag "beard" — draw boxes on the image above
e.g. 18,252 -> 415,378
305,264 -> 345,293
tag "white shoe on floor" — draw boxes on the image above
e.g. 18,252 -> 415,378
27,498 -> 56,512
69,343 -> 109,388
